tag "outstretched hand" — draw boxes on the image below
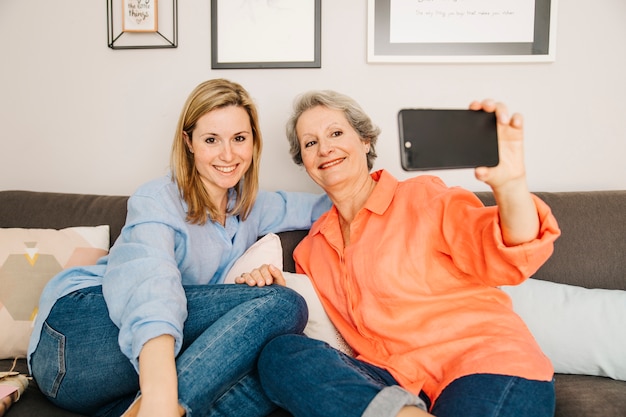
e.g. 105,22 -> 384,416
469,99 -> 541,246
469,99 -> 527,193
235,264 -> 286,287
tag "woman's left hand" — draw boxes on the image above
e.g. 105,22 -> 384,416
235,264 -> 286,287
469,99 -> 528,193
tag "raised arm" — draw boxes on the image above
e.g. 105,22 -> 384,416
469,99 -> 539,246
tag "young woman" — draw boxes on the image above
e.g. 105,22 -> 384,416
248,90 -> 561,417
28,79 -> 330,417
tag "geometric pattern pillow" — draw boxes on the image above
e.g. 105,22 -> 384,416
0,226 -> 109,359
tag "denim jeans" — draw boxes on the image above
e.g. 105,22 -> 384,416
30,284 -> 307,417
431,373 -> 555,417
258,335 -> 428,417
258,334 -> 555,417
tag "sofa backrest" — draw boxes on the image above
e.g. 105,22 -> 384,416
2,189 -> 624,292
477,191 -> 625,291
0,190 -> 129,248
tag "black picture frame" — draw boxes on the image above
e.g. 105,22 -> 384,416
211,0 -> 321,69
107,0 -> 178,50
368,0 -> 557,63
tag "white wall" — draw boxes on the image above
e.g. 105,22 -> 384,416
1,1 -> 625,196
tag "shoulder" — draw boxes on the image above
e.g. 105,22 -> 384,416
394,174 -> 451,201
401,174 -> 447,189
393,174 -> 482,211
253,189 -> 326,208
248,190 -> 275,210
133,175 -> 177,198
375,169 -> 447,193
129,176 -> 184,214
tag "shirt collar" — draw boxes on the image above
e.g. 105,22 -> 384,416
310,169 -> 398,235
364,169 -> 398,216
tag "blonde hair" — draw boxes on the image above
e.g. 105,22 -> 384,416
170,79 -> 262,224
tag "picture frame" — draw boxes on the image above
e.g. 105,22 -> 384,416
122,0 -> 158,33
211,0 -> 321,69
368,0 -> 557,63
108,0 -> 177,49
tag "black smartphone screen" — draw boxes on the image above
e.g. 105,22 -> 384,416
398,109 -> 499,171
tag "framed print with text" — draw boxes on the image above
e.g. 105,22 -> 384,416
211,0 -> 321,69
108,0 -> 177,49
122,0 -> 158,33
368,0 -> 557,63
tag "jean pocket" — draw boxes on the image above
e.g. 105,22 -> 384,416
32,321 -> 67,398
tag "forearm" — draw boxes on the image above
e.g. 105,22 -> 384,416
493,177 -> 540,246
136,335 -> 183,417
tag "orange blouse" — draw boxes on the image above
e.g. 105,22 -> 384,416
294,170 -> 561,403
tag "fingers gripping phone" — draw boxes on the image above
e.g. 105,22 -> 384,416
398,109 -> 499,171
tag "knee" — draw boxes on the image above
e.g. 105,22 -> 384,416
267,286 -> 308,333
259,334 -> 324,372
258,334 -> 304,387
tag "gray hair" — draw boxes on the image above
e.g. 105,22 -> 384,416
286,90 -> 380,171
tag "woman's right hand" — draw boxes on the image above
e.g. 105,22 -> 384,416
235,264 -> 286,287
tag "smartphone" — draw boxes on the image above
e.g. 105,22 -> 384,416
398,109 -> 499,171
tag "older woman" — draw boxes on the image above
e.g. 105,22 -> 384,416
252,91 -> 561,417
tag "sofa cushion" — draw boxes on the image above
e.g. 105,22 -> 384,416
554,374 -> 626,417
224,233 -> 284,281
501,278 -> 626,380
0,226 -> 109,359
224,234 -> 353,355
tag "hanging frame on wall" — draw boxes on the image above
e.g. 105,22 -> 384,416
368,0 -> 557,63
107,0 -> 178,49
211,0 -> 321,69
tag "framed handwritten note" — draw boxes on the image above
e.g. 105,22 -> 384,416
107,0 -> 177,49
122,0 -> 158,33
368,0 -> 557,63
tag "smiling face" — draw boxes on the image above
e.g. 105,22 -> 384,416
185,105 -> 254,206
297,105 -> 371,193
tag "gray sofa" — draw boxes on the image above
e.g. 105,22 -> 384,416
1,189 -> 625,417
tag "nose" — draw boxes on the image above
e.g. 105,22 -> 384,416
318,137 -> 333,156
220,142 -> 233,161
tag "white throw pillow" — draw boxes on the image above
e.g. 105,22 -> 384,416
501,278 -> 626,380
225,234 -> 354,356
224,233 -> 284,280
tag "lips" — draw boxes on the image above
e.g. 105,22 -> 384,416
318,158 -> 345,170
214,165 -> 237,173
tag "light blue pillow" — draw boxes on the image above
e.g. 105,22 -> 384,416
501,278 -> 626,380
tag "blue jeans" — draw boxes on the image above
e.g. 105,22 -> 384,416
431,373 -> 555,417
258,334 -> 555,417
31,284 -> 307,417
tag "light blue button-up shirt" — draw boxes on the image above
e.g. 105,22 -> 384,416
28,175 -> 330,371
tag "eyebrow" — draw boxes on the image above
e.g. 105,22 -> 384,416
196,130 -> 251,138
